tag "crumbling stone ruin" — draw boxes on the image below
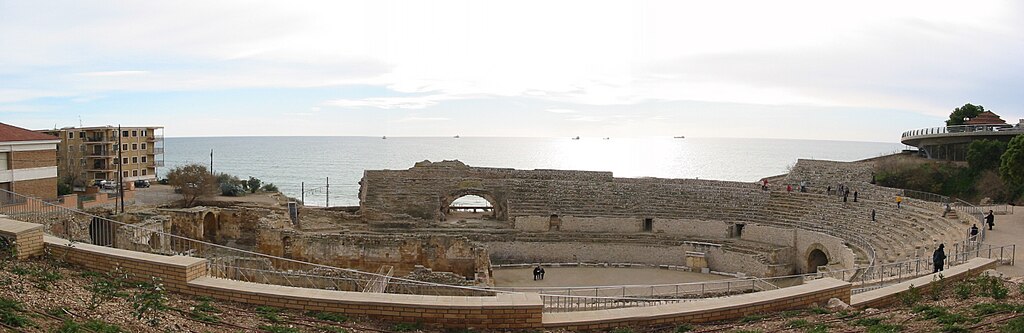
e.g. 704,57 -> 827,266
26,157 -> 967,289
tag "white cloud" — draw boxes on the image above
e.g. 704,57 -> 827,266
322,96 -> 445,110
75,71 -> 149,77
546,109 -> 577,114
397,116 -> 450,122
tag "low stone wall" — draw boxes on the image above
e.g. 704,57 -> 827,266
851,258 -> 997,308
0,217 -> 44,259
542,278 -> 851,330
44,235 -> 207,291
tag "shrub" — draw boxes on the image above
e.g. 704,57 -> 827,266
954,281 -> 973,300
930,274 -> 946,301
262,183 -> 279,192
900,284 -> 922,306
0,297 -> 32,328
246,177 -> 262,193
393,322 -> 422,332
675,324 -> 693,332
219,183 -> 244,196
53,320 -> 82,333
58,182 -> 74,196
1004,317 -> 1024,333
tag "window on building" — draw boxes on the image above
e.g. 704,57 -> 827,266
142,169 -> 147,176
643,218 -> 653,232
0,152 -> 8,171
132,157 -> 138,164
80,145 -> 85,152
132,130 -> 137,137
132,143 -> 138,150
79,132 -> 85,138
142,130 -> 147,136
122,157 -> 129,164
122,144 -> 128,151
141,156 -> 147,163
122,131 -> 129,137
68,132 -> 73,139
80,159 -> 86,166
141,143 -> 147,150
123,171 -> 129,177
132,170 -> 138,177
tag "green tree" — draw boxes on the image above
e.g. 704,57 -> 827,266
946,103 -> 985,126
246,177 -> 262,194
967,139 -> 1007,172
999,135 -> 1024,194
166,164 -> 217,207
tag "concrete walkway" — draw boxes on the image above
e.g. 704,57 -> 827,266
982,210 -> 1023,277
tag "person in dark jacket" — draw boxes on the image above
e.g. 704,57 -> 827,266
533,266 -> 541,281
986,210 -> 995,230
933,244 -> 946,273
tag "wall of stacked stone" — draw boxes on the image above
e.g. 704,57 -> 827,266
738,224 -> 857,274
0,217 -> 44,259
359,160 -> 770,221
484,240 -> 780,277
256,230 -> 491,282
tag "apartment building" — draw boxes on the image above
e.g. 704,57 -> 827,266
38,126 -> 164,185
0,123 -> 60,200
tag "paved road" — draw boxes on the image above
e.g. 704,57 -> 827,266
983,210 -> 1023,277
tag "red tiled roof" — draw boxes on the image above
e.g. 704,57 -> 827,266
0,123 -> 60,143
965,111 -> 1007,125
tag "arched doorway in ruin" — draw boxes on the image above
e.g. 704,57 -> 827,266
440,189 -> 506,221
807,249 -> 829,273
202,211 -> 218,243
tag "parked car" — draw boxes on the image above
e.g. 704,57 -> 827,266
134,180 -> 151,188
101,181 -> 118,190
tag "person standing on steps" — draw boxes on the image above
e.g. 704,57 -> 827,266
843,190 -> 848,202
827,185 -> 832,196
986,210 -> 995,230
971,224 -> 979,241
871,209 -> 876,222
933,244 -> 946,273
853,191 -> 858,202
896,195 -> 903,209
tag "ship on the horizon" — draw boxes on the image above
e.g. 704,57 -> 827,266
382,136 -> 387,139
572,136 -> 580,140
674,136 -> 685,139
454,135 -> 460,138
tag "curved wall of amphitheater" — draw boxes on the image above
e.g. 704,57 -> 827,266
357,159 -> 942,278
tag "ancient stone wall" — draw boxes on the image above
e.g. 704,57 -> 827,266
255,230 -> 492,283
360,160 -> 765,222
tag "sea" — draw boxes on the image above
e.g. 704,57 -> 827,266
162,137 -> 905,207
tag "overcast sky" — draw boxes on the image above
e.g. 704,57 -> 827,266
2,1 -> 1022,142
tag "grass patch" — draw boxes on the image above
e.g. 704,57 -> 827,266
393,322 -> 422,332
52,320 -> 82,333
258,325 -> 300,333
306,311 -> 348,323
854,317 -> 902,333
256,305 -> 284,323
740,314 -> 765,323
675,324 -> 693,332
0,296 -> 33,328
83,319 -> 123,333
809,307 -> 831,315
805,324 -> 829,333
786,319 -> 809,328
1004,317 -> 1024,333
610,328 -> 633,333
973,303 -> 1024,315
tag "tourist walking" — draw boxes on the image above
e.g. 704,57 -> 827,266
871,209 -> 876,222
762,179 -> 769,191
986,210 -> 995,230
942,203 -> 951,217
896,195 -> 903,209
933,244 -> 946,273
787,184 -> 792,192
970,224 -> 979,239
853,191 -> 858,202
827,185 -> 832,196
533,266 -> 542,281
539,267 -> 545,280
843,190 -> 848,202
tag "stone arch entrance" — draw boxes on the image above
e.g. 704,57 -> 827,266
202,211 -> 218,243
439,189 -> 507,221
806,247 -> 830,273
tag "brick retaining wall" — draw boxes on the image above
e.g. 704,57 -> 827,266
851,257 -> 998,308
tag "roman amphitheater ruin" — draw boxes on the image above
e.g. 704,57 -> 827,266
0,157 -> 1013,329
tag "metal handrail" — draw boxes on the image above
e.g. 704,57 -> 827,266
901,124 -> 1017,139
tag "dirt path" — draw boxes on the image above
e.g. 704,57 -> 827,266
984,210 -> 1023,277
